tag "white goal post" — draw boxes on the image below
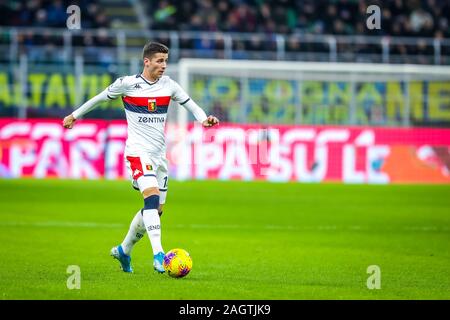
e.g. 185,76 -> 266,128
177,58 -> 450,128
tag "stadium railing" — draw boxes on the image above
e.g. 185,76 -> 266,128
1,27 -> 449,65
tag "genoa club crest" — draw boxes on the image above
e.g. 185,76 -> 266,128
148,98 -> 157,112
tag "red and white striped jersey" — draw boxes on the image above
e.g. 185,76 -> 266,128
103,74 -> 204,158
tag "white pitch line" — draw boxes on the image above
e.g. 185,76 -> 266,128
0,221 -> 125,229
0,221 -> 448,232
171,224 -> 449,232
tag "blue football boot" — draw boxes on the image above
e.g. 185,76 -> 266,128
153,252 -> 165,273
110,245 -> 133,273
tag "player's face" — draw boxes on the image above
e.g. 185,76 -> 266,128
144,53 -> 168,80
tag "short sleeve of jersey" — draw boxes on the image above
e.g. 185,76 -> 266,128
170,79 -> 191,105
104,77 -> 127,100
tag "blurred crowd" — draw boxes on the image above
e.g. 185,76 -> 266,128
150,0 -> 450,63
3,0 -> 447,38
0,0 -> 112,64
148,0 -> 449,38
0,0 -> 110,28
1,0 -> 449,64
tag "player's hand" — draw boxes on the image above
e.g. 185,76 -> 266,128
202,115 -> 219,127
63,114 -> 76,129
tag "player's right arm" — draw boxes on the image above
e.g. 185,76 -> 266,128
63,77 -> 126,129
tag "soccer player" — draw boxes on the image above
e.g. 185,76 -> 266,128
62,42 -> 219,273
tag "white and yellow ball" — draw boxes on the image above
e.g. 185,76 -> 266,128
163,248 -> 193,278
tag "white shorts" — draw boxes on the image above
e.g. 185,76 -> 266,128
125,154 -> 169,204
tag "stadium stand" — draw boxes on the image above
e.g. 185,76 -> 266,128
0,0 -> 110,28
144,0 -> 449,38
0,0 -> 449,64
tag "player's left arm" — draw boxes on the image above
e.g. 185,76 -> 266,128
170,79 -> 219,127
183,99 -> 219,127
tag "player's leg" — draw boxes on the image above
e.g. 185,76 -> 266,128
111,156 -> 156,273
111,210 -> 144,273
110,158 -> 146,272
118,176 -> 146,254
119,209 -> 146,255
141,184 -> 165,273
111,180 -> 146,272
128,156 -> 165,272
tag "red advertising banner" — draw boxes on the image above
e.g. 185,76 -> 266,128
1,119 -> 449,184
0,119 -> 127,179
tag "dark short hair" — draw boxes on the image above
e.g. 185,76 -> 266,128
142,42 -> 169,59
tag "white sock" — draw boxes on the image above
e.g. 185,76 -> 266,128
120,210 -> 146,256
142,209 -> 164,255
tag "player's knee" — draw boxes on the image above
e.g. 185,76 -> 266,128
142,187 -> 159,198
143,187 -> 159,211
144,194 -> 160,211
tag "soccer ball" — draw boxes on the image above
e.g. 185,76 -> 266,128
163,248 -> 193,278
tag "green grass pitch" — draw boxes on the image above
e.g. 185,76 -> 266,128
0,179 -> 449,300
